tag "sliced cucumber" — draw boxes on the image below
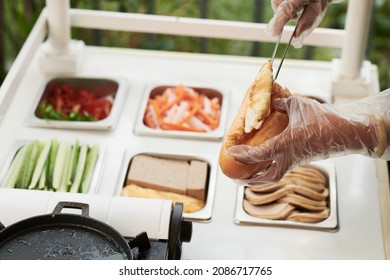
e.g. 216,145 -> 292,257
38,161 -> 47,190
28,141 -> 51,189
15,143 -> 32,188
67,139 -> 80,186
80,144 -> 99,194
1,145 -> 27,188
69,144 -> 88,193
58,142 -> 72,192
16,141 -> 39,189
46,138 -> 58,189
2,138 -> 98,194
52,141 -> 69,190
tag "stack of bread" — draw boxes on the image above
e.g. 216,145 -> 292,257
243,165 -> 330,223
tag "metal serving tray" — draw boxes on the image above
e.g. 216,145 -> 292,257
25,75 -> 128,131
234,162 -> 338,231
114,148 -> 218,222
0,139 -> 106,195
134,82 -> 230,141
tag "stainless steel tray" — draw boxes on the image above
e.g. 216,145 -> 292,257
114,148 -> 218,222
0,139 -> 106,195
134,82 -> 230,141
25,75 -> 128,131
234,161 -> 338,231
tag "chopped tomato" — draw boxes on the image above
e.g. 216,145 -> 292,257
39,83 -> 113,121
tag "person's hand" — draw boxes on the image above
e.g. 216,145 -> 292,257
268,0 -> 333,47
228,95 -> 384,185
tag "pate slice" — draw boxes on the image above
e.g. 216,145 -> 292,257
244,60 -> 273,133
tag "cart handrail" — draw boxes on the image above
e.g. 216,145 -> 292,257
69,8 -> 345,48
65,0 -> 373,80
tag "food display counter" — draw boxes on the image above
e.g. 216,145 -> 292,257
0,1 -> 389,260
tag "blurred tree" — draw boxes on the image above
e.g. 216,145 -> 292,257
368,0 -> 390,91
0,0 -> 4,81
0,0 -> 389,90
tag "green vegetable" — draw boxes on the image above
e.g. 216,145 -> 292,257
69,144 -> 88,193
52,141 -> 70,190
2,138 -> 99,194
80,144 -> 99,193
1,145 -> 27,188
37,103 -> 62,120
16,141 -> 39,189
46,138 -> 58,189
36,103 -> 96,122
28,141 -> 51,189
68,139 -> 80,185
58,142 -> 72,192
38,161 -> 47,190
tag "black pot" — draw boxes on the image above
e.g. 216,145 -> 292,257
0,201 -> 133,260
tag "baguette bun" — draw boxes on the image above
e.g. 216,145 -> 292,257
219,61 -> 291,180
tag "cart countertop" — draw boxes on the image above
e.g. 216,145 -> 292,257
0,46 -> 388,259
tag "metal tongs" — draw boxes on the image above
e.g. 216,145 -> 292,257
271,6 -> 308,81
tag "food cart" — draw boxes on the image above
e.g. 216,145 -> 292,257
0,0 -> 388,259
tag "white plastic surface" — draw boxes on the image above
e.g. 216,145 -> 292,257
0,188 -> 172,240
38,40 -> 85,74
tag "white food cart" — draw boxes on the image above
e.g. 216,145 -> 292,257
0,0 -> 388,259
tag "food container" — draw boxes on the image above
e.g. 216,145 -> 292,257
234,162 -> 338,231
134,83 -> 230,141
0,139 -> 106,195
25,76 -> 128,130
114,149 -> 218,222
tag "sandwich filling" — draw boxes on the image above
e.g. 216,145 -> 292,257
244,61 -> 273,133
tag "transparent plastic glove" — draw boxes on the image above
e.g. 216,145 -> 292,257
228,90 -> 390,185
268,0 -> 333,47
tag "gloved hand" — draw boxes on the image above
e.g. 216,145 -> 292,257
268,0 -> 333,47
228,93 -> 389,185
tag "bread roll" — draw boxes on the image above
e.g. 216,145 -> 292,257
219,61 -> 291,180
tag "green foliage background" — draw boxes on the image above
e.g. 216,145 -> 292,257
1,0 -> 389,90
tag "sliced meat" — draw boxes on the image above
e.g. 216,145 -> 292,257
278,194 -> 327,211
284,184 -> 329,201
285,166 -> 327,188
244,187 -> 291,205
243,165 -> 331,223
286,209 -> 330,223
243,200 -> 295,220
289,166 -> 327,181
286,177 -> 326,192
248,181 -> 286,193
